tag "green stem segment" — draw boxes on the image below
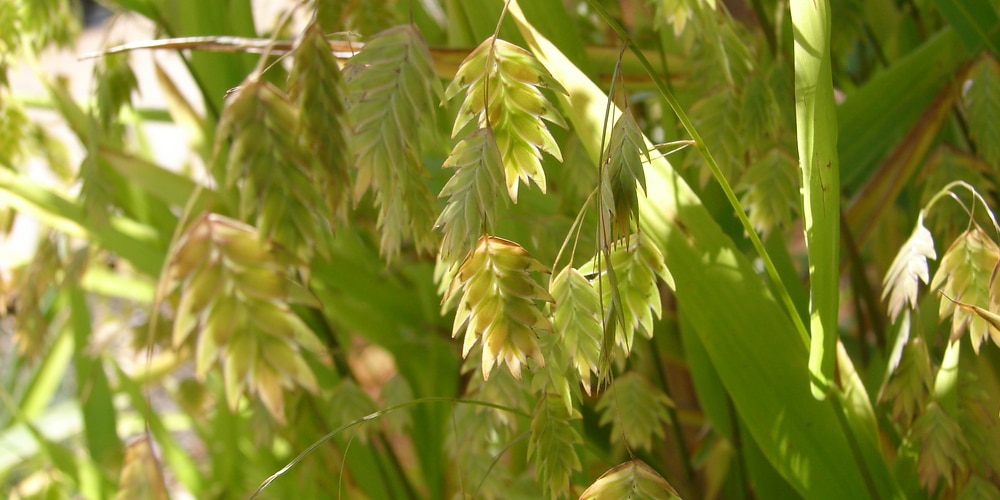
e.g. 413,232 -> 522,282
791,0 -> 841,400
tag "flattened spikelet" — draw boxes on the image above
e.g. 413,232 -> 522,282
930,226 -> 1000,352
213,80 -> 325,263
580,459 -> 681,500
601,112 -> 649,244
737,148 -> 799,239
882,211 -> 936,322
289,22 -> 352,224
345,25 -> 441,260
596,372 -> 674,452
435,128 -> 506,263
445,37 -> 567,202
167,214 -> 322,423
550,266 -> 602,395
445,236 -> 552,380
528,395 -> 582,499
581,234 -> 672,353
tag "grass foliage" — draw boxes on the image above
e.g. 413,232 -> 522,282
2,0 -> 1000,498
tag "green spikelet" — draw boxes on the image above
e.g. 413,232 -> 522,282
444,236 -> 553,380
345,25 -> 441,260
445,37 -> 567,202
435,128 -> 506,264
600,112 -> 649,244
289,22 -> 352,225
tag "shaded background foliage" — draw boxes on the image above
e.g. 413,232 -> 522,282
1,0 -> 999,499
